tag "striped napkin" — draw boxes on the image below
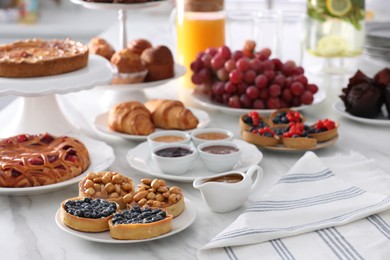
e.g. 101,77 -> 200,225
198,151 -> 390,259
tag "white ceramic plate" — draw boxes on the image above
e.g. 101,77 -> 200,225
259,135 -> 339,152
0,135 -> 115,196
127,139 -> 263,182
0,55 -> 112,97
97,63 -> 186,91
333,100 -> 390,126
71,0 -> 169,10
55,198 -> 197,243
192,87 -> 326,116
93,107 -> 210,141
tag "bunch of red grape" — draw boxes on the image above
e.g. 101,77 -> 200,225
191,42 -> 318,109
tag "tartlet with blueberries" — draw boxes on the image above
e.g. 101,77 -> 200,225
60,197 -> 118,232
281,122 -> 317,149
239,111 -> 270,131
108,205 -> 173,240
241,126 -> 279,147
269,109 -> 305,128
308,118 -> 338,142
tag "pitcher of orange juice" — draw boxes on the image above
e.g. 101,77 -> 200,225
173,0 -> 225,88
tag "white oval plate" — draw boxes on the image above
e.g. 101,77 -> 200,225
127,139 -> 263,182
97,63 -> 186,91
93,107 -> 210,141
0,55 -> 112,97
192,87 -> 326,116
70,0 -> 169,10
0,135 -> 115,196
333,100 -> 390,126
55,198 -> 197,243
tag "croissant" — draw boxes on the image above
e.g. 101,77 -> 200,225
144,99 -> 199,130
108,101 -> 155,135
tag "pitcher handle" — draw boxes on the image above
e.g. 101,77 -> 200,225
246,165 -> 263,191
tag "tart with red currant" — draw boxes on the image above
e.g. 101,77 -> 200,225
269,109 -> 305,128
282,122 -> 317,149
308,119 -> 338,142
239,111 -> 270,131
241,126 -> 279,147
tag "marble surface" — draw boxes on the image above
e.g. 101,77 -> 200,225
1,10 -> 390,260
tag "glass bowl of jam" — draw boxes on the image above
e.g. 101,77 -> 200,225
197,140 -> 241,172
151,143 -> 197,175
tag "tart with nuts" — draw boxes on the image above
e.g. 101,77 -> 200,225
60,197 -> 118,232
108,205 -> 173,240
130,178 -> 185,218
78,171 -> 135,209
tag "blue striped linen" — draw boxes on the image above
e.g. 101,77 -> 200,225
198,151 -> 390,260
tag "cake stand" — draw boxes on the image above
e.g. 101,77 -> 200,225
70,0 -> 170,49
0,55 -> 112,137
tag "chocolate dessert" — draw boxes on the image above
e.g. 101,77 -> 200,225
374,68 -> 390,118
340,70 -> 384,118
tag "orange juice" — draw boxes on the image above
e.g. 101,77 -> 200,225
176,12 -> 225,87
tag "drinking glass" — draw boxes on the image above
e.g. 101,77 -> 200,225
253,10 -> 282,58
305,0 -> 365,75
226,10 -> 255,51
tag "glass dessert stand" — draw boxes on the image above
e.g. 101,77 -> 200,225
0,55 -> 112,137
70,0 -> 169,49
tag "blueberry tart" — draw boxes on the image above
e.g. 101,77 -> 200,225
239,111 -> 269,131
108,205 -> 173,240
269,109 -> 305,128
60,197 -> 118,232
282,123 -> 317,149
308,119 -> 338,142
240,126 -> 279,147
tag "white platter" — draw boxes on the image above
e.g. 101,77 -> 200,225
0,55 -> 112,97
70,0 -> 169,10
0,135 -> 115,196
98,63 -> 186,91
333,100 -> 390,126
55,197 -> 197,243
127,139 -> 263,182
93,107 -> 210,141
192,87 -> 326,116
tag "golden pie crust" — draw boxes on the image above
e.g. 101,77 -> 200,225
282,137 -> 317,149
60,197 -> 118,233
309,124 -> 339,142
240,130 -> 279,147
108,212 -> 173,240
0,38 -> 89,78
0,133 -> 90,188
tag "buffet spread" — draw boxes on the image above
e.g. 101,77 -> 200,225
1,1 -> 390,259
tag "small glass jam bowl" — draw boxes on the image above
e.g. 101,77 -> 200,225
151,143 -> 197,175
197,140 -> 241,172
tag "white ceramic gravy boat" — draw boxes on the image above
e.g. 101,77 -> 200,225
193,165 -> 263,213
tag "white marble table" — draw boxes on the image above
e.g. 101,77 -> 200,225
1,12 -> 390,260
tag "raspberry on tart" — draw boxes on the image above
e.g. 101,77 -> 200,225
308,118 -> 339,142
108,205 -> 173,240
130,178 -> 185,218
78,171 -> 135,209
0,38 -> 89,78
0,133 -> 90,188
60,197 -> 118,232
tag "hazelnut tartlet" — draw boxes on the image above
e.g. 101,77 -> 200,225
78,171 -> 135,209
60,197 -> 118,232
108,205 -> 173,240
130,178 -> 185,218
